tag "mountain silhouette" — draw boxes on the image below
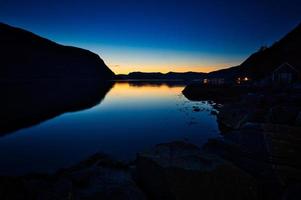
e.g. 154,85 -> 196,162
207,22 -> 301,80
0,22 -> 114,80
116,71 -> 206,80
0,22 -> 115,135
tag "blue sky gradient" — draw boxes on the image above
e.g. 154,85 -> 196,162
1,0 -> 300,73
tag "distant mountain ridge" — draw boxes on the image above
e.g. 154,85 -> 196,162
207,22 -> 301,80
116,71 -> 206,80
0,22 -> 114,80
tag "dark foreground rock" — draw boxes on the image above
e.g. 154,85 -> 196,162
2,140 -> 301,200
0,22 -> 114,80
136,141 -> 257,200
217,90 -> 301,130
205,123 -> 301,199
0,154 -> 146,200
182,83 -> 253,103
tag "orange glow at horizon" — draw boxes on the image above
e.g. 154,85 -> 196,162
108,63 -> 233,74
82,44 -> 244,75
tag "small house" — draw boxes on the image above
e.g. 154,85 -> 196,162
203,78 -> 225,86
272,63 -> 299,84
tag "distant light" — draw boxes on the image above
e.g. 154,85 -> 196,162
203,79 -> 208,84
237,77 -> 249,84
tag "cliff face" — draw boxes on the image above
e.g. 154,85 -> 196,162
0,22 -> 114,80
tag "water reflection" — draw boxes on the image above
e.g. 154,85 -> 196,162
0,81 -> 219,175
123,80 -> 190,88
0,80 -> 114,136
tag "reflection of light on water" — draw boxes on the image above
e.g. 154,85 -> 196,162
0,81 -> 220,175
175,94 -> 219,127
109,82 -> 184,99
107,81 -> 219,131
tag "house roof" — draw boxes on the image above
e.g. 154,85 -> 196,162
273,62 -> 299,73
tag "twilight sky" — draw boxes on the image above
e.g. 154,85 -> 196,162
1,0 -> 300,74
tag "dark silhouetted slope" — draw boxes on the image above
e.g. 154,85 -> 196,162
240,22 -> 301,80
207,22 -> 301,80
0,22 -> 114,80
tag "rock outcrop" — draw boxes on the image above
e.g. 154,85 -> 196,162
0,154 -> 146,200
136,141 -> 257,200
182,83 -> 251,102
205,123 -> 301,199
216,89 -> 301,130
202,86 -> 301,199
2,139 -> 301,200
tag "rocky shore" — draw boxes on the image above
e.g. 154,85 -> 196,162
182,83 -> 256,103
183,83 -> 301,199
216,87 -> 301,129
1,83 -> 301,200
0,141 -> 258,200
2,139 -> 300,200
1,84 -> 301,200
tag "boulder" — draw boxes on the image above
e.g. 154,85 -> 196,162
266,106 -> 299,125
0,154 -> 146,200
295,111 -> 301,126
136,141 -> 257,200
205,123 -> 301,199
217,102 -> 252,129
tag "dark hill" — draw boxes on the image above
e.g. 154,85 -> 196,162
207,22 -> 301,80
0,22 -> 114,80
241,22 -> 301,80
116,71 -> 206,80
207,66 -> 243,80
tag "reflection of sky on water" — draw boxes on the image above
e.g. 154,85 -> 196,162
0,82 -> 219,175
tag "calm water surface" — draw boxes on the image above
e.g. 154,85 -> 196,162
0,82 -> 220,175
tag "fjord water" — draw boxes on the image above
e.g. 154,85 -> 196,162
0,82 -> 219,175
